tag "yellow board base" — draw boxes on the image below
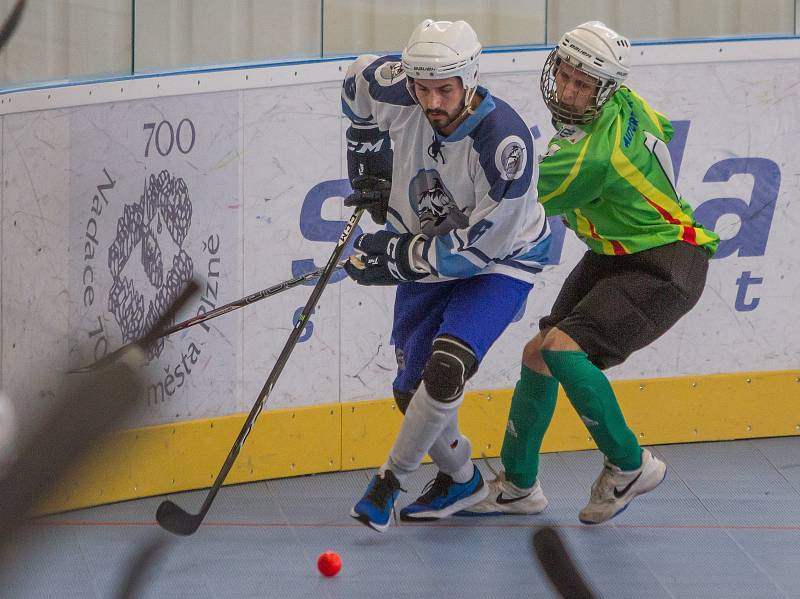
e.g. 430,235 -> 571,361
39,369 -> 800,514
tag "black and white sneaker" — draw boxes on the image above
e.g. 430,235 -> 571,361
457,470 -> 548,516
579,448 -> 666,525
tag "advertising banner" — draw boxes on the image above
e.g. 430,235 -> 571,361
67,92 -> 242,426
3,56 -> 796,423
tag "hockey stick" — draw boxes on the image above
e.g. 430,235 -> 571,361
0,0 -> 25,54
114,534 -> 172,599
0,282 -> 197,544
156,209 -> 364,536
69,261 -> 347,374
532,527 -> 599,599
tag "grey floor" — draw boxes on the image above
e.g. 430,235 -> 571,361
1,437 -> 799,599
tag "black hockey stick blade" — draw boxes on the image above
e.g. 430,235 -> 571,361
154,209 -> 364,537
155,499 -> 202,536
532,527 -> 598,599
0,0 -> 25,53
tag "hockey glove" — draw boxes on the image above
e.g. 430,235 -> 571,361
346,125 -> 392,225
344,175 -> 391,225
344,231 -> 428,286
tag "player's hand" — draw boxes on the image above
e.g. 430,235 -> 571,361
344,176 -> 391,225
344,231 -> 427,286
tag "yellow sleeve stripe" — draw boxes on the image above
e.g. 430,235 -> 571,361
641,102 -> 666,138
610,115 -> 692,228
629,89 -> 665,138
540,138 -> 592,205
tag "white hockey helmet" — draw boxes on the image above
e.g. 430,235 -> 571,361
541,21 -> 632,124
401,19 -> 482,105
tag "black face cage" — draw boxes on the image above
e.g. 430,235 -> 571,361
539,48 -> 618,125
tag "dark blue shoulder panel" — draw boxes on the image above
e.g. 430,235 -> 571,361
469,96 -> 535,202
362,55 -> 415,107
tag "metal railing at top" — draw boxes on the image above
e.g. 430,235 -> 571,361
0,0 -> 797,91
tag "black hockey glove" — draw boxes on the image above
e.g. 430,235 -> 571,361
344,175 -> 391,225
344,231 -> 428,286
346,125 -> 393,224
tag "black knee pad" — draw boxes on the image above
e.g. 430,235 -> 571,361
422,335 -> 478,402
393,388 -> 415,414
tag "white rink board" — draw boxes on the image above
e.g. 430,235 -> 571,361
65,92 -> 242,425
241,83 -> 347,413
1,43 -> 798,427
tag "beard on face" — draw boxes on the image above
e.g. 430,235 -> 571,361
425,108 -> 457,131
426,108 -> 449,119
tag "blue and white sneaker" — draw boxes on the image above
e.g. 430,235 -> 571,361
350,470 -> 402,532
400,467 -> 488,521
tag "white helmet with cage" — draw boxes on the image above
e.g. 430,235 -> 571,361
541,21 -> 632,124
401,19 -> 482,106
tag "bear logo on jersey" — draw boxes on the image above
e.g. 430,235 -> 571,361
495,135 -> 528,181
409,169 -> 469,237
419,179 -> 451,223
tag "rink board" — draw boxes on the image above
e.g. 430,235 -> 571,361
0,39 -> 797,512
38,369 -> 799,513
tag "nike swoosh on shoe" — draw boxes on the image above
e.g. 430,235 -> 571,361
495,492 -> 532,505
613,472 -> 642,499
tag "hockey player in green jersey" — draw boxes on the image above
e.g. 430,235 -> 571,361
464,21 -> 720,524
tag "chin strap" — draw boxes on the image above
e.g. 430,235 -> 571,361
465,85 -> 478,109
454,86 -> 479,122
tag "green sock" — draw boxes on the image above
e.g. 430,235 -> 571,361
541,349 -> 641,471
500,365 -> 559,489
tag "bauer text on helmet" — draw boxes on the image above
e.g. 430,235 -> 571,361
540,21 -> 631,124
402,19 -> 481,96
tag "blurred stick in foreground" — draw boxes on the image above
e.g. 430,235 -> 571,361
0,281 -> 197,544
0,0 -> 26,53
532,526 -> 599,599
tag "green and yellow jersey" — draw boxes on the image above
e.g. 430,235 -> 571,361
538,87 -> 719,256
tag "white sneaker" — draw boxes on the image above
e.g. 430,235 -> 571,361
579,448 -> 666,525
458,470 -> 548,515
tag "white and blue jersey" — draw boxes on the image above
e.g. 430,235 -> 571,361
342,54 -> 550,284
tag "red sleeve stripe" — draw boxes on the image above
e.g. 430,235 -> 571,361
587,219 -> 628,255
643,194 -> 698,246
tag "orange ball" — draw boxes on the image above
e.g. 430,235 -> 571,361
317,551 -> 342,577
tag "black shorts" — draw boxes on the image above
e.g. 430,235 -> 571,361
539,241 -> 710,369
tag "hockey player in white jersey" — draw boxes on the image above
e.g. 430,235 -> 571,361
342,19 -> 550,532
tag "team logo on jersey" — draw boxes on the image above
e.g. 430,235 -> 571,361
494,135 -> 528,181
378,61 -> 405,85
556,125 -> 586,144
409,170 -> 468,237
